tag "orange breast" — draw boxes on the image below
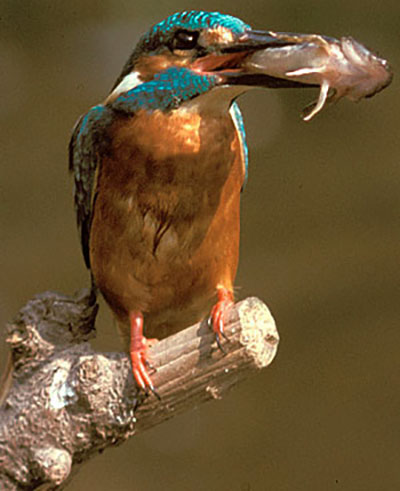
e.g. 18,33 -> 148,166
89,108 -> 245,339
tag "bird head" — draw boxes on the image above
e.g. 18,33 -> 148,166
107,11 -> 311,110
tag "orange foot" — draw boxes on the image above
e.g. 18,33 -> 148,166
209,286 -> 234,351
129,311 -> 160,399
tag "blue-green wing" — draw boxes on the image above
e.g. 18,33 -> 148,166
68,105 -> 111,268
230,102 -> 248,191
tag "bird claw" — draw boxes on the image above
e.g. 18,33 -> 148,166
132,355 -> 161,400
147,386 -> 161,401
209,287 -> 234,351
129,312 -> 160,399
145,359 -> 157,373
131,351 -> 155,388
215,332 -> 226,353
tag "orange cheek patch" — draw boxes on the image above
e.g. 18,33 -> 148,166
201,26 -> 235,45
135,54 -> 190,81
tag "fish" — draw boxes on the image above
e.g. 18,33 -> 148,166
245,32 -> 393,120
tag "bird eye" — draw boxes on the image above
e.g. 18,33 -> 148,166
172,30 -> 199,50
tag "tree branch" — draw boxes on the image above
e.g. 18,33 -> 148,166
0,290 -> 279,490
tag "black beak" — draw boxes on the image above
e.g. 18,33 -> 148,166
225,30 -> 299,51
218,29 -> 319,89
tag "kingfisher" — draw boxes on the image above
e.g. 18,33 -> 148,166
69,11 -> 321,395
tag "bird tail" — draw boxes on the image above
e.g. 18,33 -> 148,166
89,273 -> 99,306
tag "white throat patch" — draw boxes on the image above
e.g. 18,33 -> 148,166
110,71 -> 143,98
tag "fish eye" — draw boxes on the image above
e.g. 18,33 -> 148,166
172,30 -> 199,50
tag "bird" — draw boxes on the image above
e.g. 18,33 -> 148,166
69,10 -> 312,395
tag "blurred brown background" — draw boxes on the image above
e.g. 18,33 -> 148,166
1,1 -> 399,490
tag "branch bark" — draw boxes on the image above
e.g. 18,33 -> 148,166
0,290 -> 279,490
